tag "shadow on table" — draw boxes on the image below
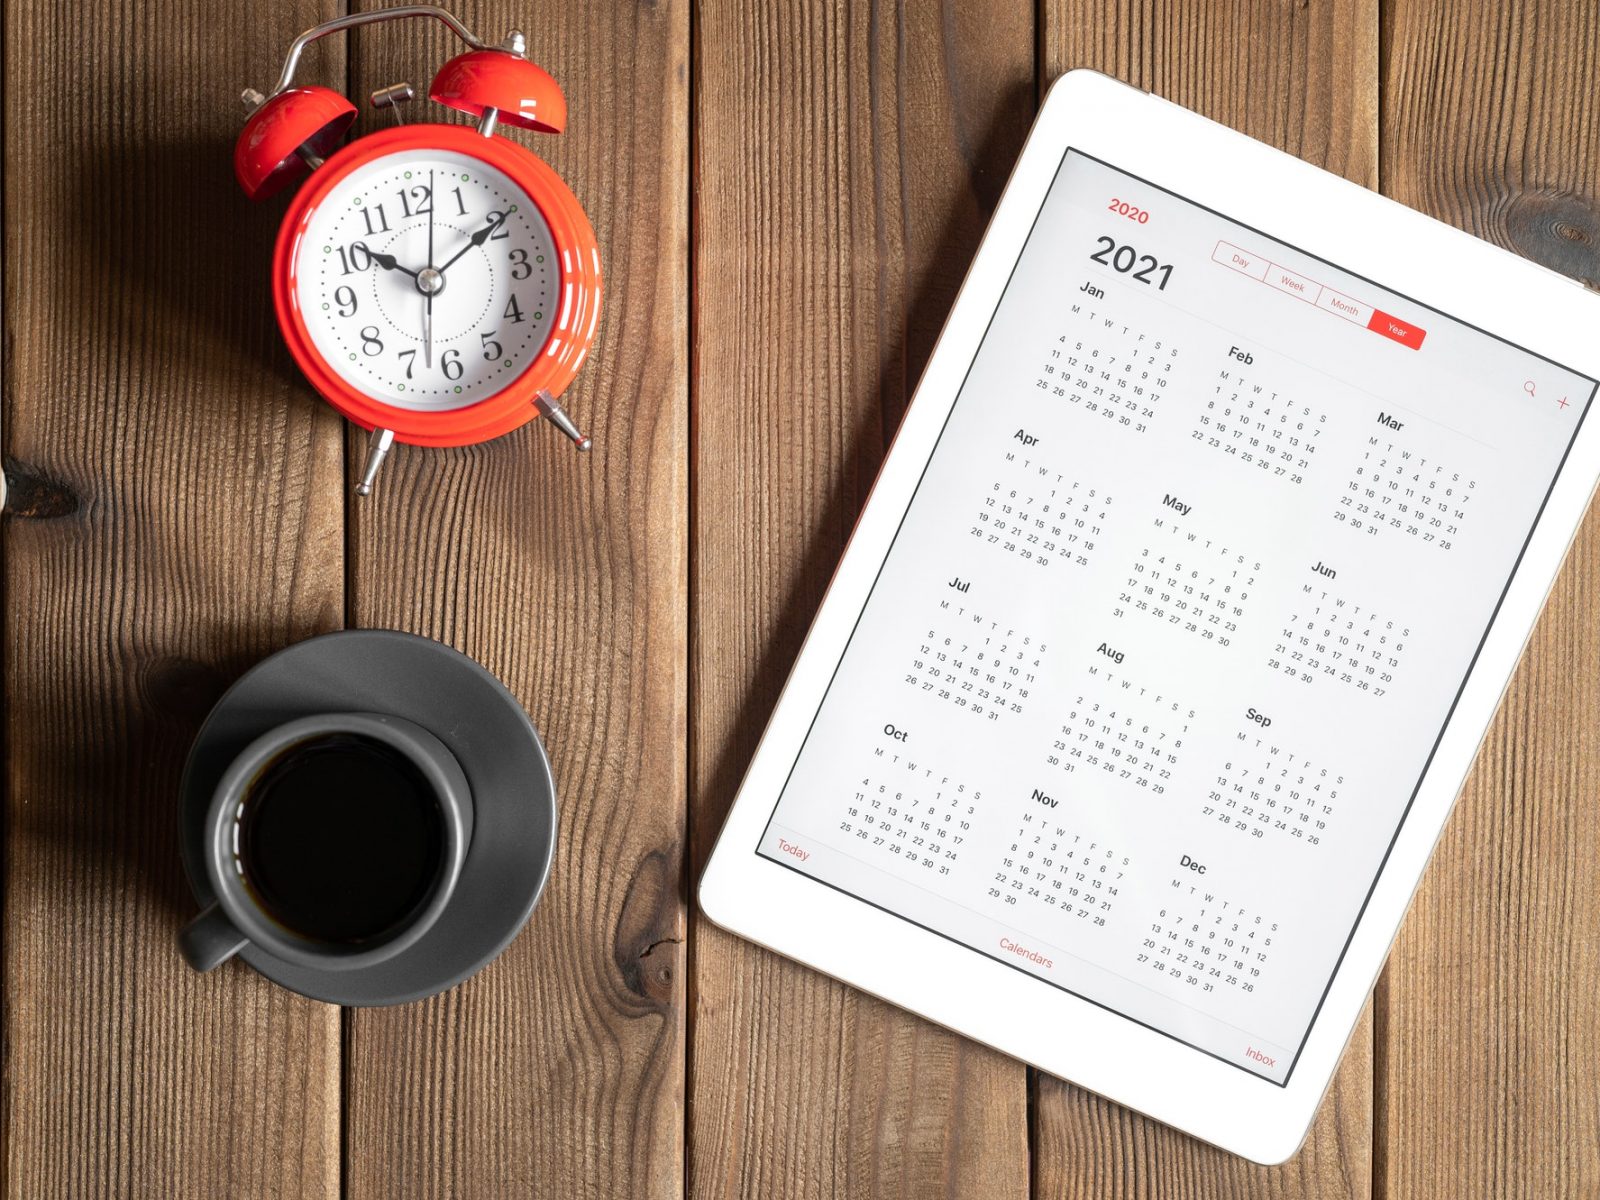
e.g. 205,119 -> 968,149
9,134 -> 326,937
8,650 -> 247,936
79,134 -> 304,397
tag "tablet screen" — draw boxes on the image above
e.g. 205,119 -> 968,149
756,148 -> 1596,1083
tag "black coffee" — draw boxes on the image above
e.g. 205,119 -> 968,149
238,732 -> 446,946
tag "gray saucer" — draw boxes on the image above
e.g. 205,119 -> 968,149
179,630 -> 557,1005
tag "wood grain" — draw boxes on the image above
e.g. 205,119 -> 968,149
1,0 -> 346,1196
1378,2 -> 1600,1196
1034,1 -> 1378,1194
7,2 -> 1600,1195
688,3 -> 1035,1197
338,2 -> 688,1197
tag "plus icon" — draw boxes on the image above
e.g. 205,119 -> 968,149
1556,395 -> 1570,409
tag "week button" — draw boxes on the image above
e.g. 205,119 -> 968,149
1264,264 -> 1320,304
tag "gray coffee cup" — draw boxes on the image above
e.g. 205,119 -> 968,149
178,711 -> 474,974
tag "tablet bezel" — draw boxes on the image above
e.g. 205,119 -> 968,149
699,68 -> 1600,1164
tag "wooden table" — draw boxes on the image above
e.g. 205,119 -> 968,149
5,0 -> 1598,1195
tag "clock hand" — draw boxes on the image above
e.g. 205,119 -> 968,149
414,265 -> 445,368
366,248 -> 419,279
425,170 -> 436,369
436,212 -> 508,275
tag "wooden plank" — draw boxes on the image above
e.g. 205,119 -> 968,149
338,2 -> 688,1197
1,1 -> 345,1196
1377,2 -> 1600,1195
688,3 -> 1034,1197
1033,2 -> 1378,1193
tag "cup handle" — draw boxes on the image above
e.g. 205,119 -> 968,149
179,903 -> 249,972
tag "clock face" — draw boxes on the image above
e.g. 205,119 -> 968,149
293,147 -> 560,411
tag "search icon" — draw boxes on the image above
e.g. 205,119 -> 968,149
1524,380 -> 1538,398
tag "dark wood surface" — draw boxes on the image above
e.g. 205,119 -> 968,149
3,1 -> 1596,1196
3,0 -> 346,1195
1377,3 -> 1600,1197
688,2 -> 1033,1197
339,4 -> 687,1198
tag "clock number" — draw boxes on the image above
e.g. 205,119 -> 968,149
509,248 -> 532,280
484,211 -> 511,240
333,286 -> 358,317
359,326 -> 383,356
452,186 -> 468,217
361,204 -> 391,237
480,331 -> 503,360
337,241 -> 373,275
398,349 -> 416,379
396,185 -> 432,218
503,295 -> 525,324
441,349 -> 464,381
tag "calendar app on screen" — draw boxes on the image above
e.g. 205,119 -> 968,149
756,149 -> 1596,1083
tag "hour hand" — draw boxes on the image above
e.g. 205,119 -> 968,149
366,248 -> 418,279
437,213 -> 508,274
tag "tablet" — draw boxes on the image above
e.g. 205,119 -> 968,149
699,69 -> 1600,1163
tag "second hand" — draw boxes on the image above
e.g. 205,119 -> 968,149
424,168 -> 435,367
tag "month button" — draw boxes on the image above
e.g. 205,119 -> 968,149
1316,286 -> 1373,327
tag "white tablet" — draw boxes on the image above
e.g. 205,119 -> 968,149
699,69 -> 1600,1163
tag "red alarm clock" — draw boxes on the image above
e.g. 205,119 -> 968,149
235,4 -> 599,496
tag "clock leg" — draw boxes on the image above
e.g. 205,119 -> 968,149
355,426 -> 396,496
534,390 -> 593,452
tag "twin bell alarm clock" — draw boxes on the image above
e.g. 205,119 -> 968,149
234,4 -> 600,496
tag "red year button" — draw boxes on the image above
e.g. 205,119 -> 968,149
1367,309 -> 1426,349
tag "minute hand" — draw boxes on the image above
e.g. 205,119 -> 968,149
438,213 -> 508,275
